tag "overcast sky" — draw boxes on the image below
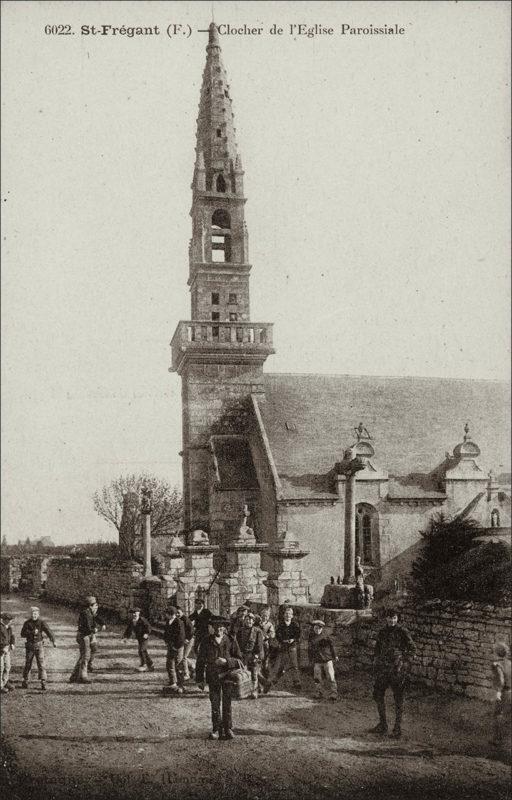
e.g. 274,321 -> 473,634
2,1 -> 510,544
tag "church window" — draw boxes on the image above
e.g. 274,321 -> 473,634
216,174 -> 226,192
211,292 -> 219,305
247,328 -> 254,343
212,210 -> 230,229
229,313 -> 238,322
355,503 -> 377,565
211,312 -> 220,321
259,328 -> 267,343
212,326 -> 219,340
228,293 -> 237,304
216,128 -> 222,137
236,327 -> 243,342
491,509 -> 500,527
200,325 -> 207,340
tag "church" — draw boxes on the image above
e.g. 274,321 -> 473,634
170,24 -> 511,604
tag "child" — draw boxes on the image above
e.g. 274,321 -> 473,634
176,606 -> 194,680
123,607 -> 154,672
20,606 -> 56,691
267,606 -> 301,692
0,613 -> 15,693
308,619 -> 339,700
257,607 -> 276,683
163,606 -> 185,692
491,641 -> 511,748
196,616 -> 242,740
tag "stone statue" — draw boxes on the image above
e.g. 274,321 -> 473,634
237,503 -> 255,542
190,529 -> 210,545
141,487 -> 153,515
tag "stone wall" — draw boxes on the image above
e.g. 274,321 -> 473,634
353,600 -> 511,700
1,556 -> 22,592
45,558 -> 144,621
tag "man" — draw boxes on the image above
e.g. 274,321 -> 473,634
236,611 -> 265,698
69,596 -> 106,684
123,607 -> 154,672
196,616 -> 242,741
229,606 -> 248,642
371,608 -> 415,738
20,606 -> 56,690
176,606 -> 194,680
267,606 -> 302,692
187,597 -> 213,673
1,612 -> 16,692
163,606 -> 185,692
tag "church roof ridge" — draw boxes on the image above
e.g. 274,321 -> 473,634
265,371 -> 510,386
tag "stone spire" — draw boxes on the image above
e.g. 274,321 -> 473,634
195,22 -> 241,198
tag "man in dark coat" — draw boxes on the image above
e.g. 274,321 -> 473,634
196,616 -> 242,740
123,608 -> 154,672
267,606 -> 302,692
69,596 -> 106,684
21,606 -> 56,690
177,606 -> 194,680
163,606 -> 186,691
189,598 -> 214,648
371,608 -> 415,738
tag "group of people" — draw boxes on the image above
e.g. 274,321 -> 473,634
1,599 -> 510,748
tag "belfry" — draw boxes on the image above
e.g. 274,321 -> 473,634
171,23 -> 274,533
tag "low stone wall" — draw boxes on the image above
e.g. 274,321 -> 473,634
1,556 -> 22,592
353,599 -> 512,700
45,558 -> 144,621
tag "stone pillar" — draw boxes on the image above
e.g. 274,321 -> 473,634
175,543 -> 219,616
343,473 -> 357,584
141,514 -> 152,578
262,525 -> 310,609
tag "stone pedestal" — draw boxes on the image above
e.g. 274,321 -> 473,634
174,544 -> 219,615
144,575 -> 177,624
217,542 -> 269,616
262,526 -> 310,608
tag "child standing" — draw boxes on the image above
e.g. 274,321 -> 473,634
1,613 -> 15,693
20,606 -> 56,691
123,607 -> 154,672
308,619 -> 339,700
491,641 -> 511,748
163,606 -> 185,692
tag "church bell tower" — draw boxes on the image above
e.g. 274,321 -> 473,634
170,23 -> 275,532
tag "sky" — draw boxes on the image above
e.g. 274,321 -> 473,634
1,1 -> 510,544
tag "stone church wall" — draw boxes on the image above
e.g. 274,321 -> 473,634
45,558 -> 144,621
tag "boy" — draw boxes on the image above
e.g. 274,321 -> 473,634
196,616 -> 242,740
69,595 -> 106,684
1,612 -> 15,693
491,641 -> 511,748
371,608 -> 415,738
229,606 -> 248,641
176,606 -> 194,680
163,606 -> 185,692
236,611 -> 265,698
258,607 -> 276,682
308,619 -> 339,700
267,606 -> 302,692
123,607 -> 154,672
20,606 -> 56,691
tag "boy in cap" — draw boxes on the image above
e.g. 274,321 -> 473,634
123,608 -> 154,672
236,611 -> 266,698
229,605 -> 248,642
176,606 -> 194,680
1,612 -> 16,692
163,606 -> 186,692
196,616 -> 243,740
308,619 -> 339,700
20,606 -> 56,690
267,606 -> 302,693
69,595 -> 106,684
491,641 -> 511,748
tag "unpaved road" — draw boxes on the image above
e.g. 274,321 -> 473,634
1,594 -> 510,800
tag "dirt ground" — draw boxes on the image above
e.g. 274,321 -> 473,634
1,593 -> 510,800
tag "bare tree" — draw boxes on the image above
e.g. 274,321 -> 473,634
92,474 -> 183,557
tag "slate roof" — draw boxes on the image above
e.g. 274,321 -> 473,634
256,373 -> 511,500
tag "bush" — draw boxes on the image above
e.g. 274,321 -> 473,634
411,513 -> 511,605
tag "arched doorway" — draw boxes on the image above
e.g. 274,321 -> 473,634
355,503 -> 379,566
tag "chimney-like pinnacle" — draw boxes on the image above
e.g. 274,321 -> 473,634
208,22 -> 220,48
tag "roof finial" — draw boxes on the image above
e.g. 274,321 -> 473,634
463,422 -> 470,441
354,422 -> 372,441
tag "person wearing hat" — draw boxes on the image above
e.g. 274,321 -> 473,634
491,641 -> 511,748
1,612 -> 16,693
123,607 -> 154,673
189,596 -> 214,657
371,608 -> 415,739
308,619 -> 339,700
196,616 -> 243,740
236,611 -> 266,699
20,606 -> 56,691
163,606 -> 186,692
266,605 -> 302,693
229,605 -> 248,642
69,596 -> 106,684
176,606 -> 194,681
